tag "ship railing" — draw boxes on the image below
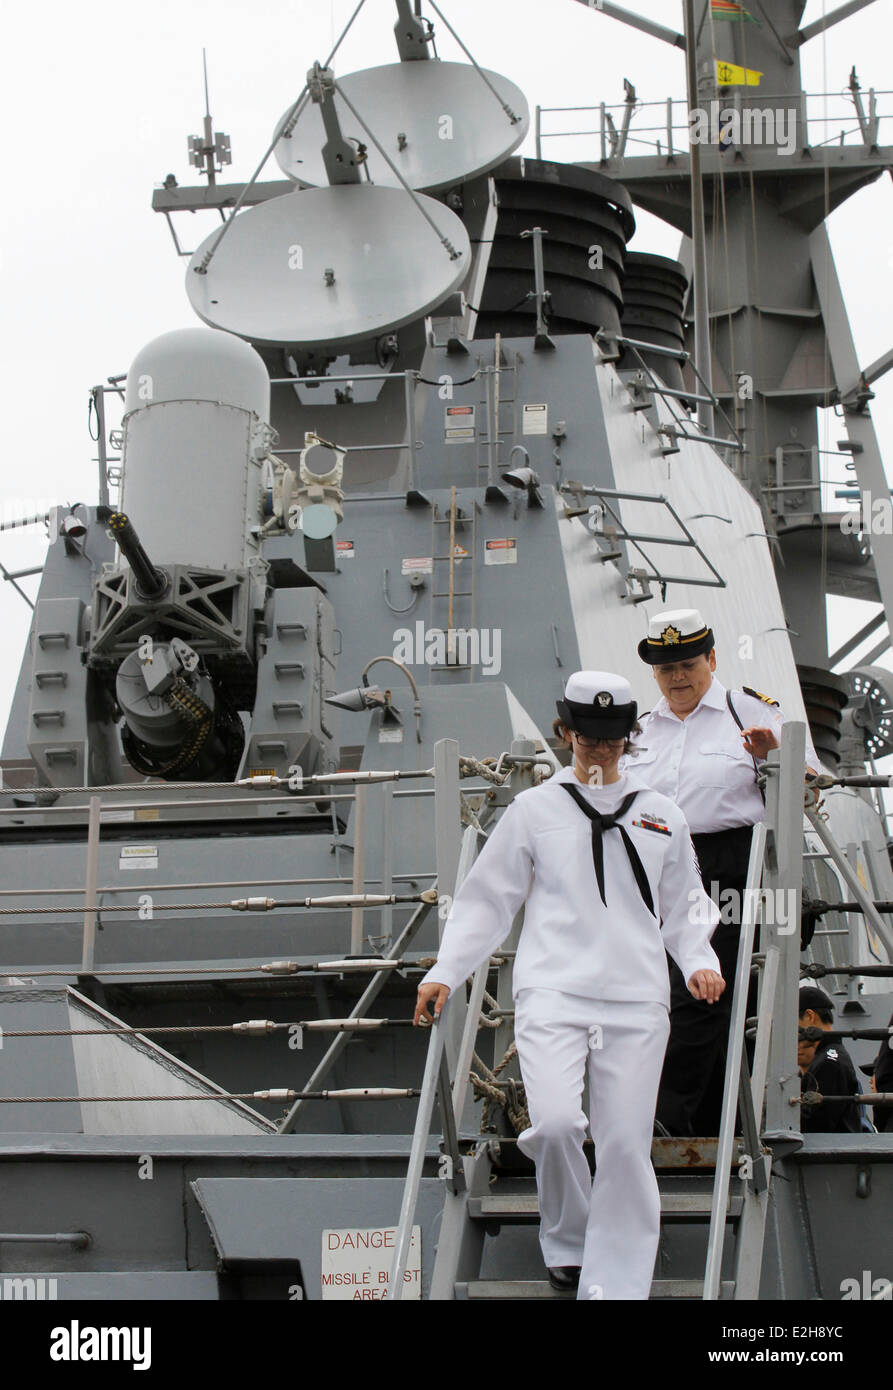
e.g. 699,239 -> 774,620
704,724 -> 893,1299
595,329 -> 747,475
534,83 -> 892,162
386,825 -> 481,1299
557,480 -> 726,603
0,741 -> 527,1147
387,739 -> 542,1299
0,765 -> 450,974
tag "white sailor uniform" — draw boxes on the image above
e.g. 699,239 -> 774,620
626,676 -> 820,1134
421,764 -> 720,1300
626,677 -> 821,833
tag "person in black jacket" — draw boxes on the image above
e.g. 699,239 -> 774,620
798,986 -> 862,1133
863,1010 -> 893,1134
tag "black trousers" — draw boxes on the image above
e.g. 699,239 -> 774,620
656,825 -> 756,1137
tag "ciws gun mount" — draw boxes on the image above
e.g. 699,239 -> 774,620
10,328 -> 338,791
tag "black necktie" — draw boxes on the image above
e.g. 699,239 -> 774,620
561,783 -> 656,917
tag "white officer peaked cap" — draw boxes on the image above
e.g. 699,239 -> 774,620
638,608 -> 715,666
556,670 -> 638,738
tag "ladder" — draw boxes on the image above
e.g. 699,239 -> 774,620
428,486 -> 478,675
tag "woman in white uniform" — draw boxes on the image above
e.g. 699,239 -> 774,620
630,608 -> 821,1136
414,671 -> 724,1300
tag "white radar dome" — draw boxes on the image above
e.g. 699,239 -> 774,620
123,327 -> 270,421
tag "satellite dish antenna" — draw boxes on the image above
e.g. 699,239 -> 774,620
186,184 -> 471,349
273,61 -> 529,192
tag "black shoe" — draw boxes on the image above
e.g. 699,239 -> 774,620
548,1266 -> 581,1292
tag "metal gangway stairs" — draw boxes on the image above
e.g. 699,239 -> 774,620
388,723 -> 893,1300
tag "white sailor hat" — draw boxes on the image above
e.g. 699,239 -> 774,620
556,670 -> 638,739
637,608 -> 715,666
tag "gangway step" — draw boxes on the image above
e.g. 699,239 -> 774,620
467,1191 -> 743,1224
479,1136 -> 745,1172
455,1278 -> 736,1300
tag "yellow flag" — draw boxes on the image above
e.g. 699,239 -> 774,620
715,59 -> 763,86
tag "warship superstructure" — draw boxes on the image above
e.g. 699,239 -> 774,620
0,0 -> 891,1304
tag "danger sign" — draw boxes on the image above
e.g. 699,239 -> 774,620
321,1225 -> 421,1301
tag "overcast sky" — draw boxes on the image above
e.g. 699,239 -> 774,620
1,0 -> 891,739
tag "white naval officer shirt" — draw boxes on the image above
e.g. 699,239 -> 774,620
422,766 -> 720,1007
624,677 -> 821,835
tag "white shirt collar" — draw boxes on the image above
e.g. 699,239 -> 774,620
652,675 -> 727,721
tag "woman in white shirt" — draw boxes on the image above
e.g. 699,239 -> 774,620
414,670 -> 724,1300
631,607 -> 820,1136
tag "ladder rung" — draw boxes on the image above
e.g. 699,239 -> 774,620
651,1279 -> 736,1299
467,1192 -> 742,1224
475,1136 -> 745,1170
455,1278 -> 736,1300
456,1281 -> 573,1300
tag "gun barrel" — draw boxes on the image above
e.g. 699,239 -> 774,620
98,508 -> 167,599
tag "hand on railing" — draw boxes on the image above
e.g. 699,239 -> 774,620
414,982 -> 450,1027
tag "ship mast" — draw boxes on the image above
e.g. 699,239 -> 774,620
572,0 -> 893,689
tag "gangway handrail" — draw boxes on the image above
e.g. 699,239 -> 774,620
703,821 -> 767,1300
388,821 -> 482,1299
702,722 -> 877,1300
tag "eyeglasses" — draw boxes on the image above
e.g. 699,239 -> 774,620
571,733 -> 625,749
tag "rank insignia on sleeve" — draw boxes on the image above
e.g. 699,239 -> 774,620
742,686 -> 779,706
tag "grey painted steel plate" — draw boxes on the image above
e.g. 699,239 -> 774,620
274,61 -> 529,191
186,184 -> 471,349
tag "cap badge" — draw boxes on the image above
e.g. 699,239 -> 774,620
660,624 -> 682,646
596,691 -> 613,707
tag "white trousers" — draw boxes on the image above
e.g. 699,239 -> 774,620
514,989 -> 671,1301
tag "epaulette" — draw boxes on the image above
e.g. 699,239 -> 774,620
742,686 -> 779,707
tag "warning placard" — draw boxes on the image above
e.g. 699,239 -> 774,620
321,1225 -> 421,1300
444,403 -> 476,442
522,403 -> 548,435
401,556 -> 433,576
485,538 -> 518,565
336,540 -> 356,558
119,845 -> 158,870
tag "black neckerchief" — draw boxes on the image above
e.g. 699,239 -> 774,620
561,782 -> 655,917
